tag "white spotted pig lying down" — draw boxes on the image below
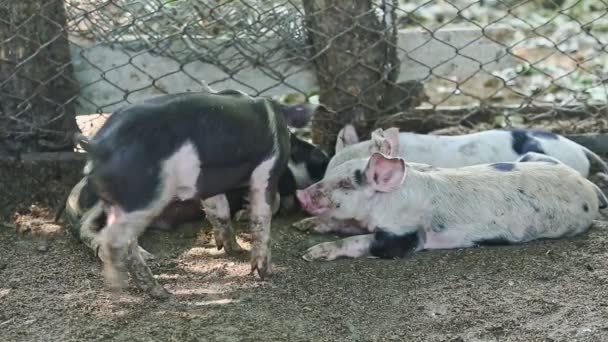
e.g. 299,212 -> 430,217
293,125 -> 608,235
296,152 -> 607,261
76,90 -> 314,297
330,124 -> 608,178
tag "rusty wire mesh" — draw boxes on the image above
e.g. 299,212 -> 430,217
1,0 -> 608,152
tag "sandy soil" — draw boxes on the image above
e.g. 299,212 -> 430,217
2,195 -> 608,341
2,132 -> 608,342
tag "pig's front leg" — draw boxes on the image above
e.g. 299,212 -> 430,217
202,194 -> 244,254
302,234 -> 375,261
248,158 -> 279,279
292,217 -> 368,235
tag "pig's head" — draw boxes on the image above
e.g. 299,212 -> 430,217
296,152 -> 406,220
289,134 -> 329,188
274,102 -> 318,128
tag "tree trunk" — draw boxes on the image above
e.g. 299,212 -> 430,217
303,0 -> 402,154
0,0 -> 79,154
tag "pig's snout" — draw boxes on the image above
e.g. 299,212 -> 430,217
296,189 -> 328,215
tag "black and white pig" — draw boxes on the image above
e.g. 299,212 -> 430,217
75,90 -> 315,297
296,152 -> 608,261
58,133 -> 329,263
330,124 -> 608,179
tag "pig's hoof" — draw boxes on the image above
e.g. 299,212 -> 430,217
223,240 -> 245,255
103,263 -> 128,292
302,243 -> 337,262
234,209 -> 249,222
215,234 -> 245,255
250,248 -> 272,279
292,217 -> 319,232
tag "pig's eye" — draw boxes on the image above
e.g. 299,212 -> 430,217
338,179 -> 354,190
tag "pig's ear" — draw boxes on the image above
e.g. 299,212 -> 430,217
335,124 -> 359,152
364,152 -> 406,193
281,103 -> 317,128
370,127 -> 400,157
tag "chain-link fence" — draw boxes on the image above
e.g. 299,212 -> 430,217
1,0 -> 607,154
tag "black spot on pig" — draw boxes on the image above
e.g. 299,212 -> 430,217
354,169 -> 365,186
510,129 -> 545,155
473,237 -> 511,247
490,162 -> 517,172
370,229 -> 418,259
583,203 -> 589,212
529,129 -> 558,140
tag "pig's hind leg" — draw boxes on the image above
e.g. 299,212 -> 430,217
302,234 -> 375,261
79,201 -> 155,262
99,203 -> 171,298
419,226 -> 488,250
303,229 -> 420,261
202,194 -> 244,254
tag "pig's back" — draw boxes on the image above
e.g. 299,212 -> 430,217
328,130 -> 519,172
91,92 -> 275,165
397,131 -> 518,168
423,162 -> 599,241
328,129 -> 592,177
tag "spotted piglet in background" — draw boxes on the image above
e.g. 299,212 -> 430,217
296,152 -> 607,261
292,123 -> 608,235
76,90 -> 314,297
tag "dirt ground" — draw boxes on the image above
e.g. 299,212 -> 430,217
1,160 -> 608,342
